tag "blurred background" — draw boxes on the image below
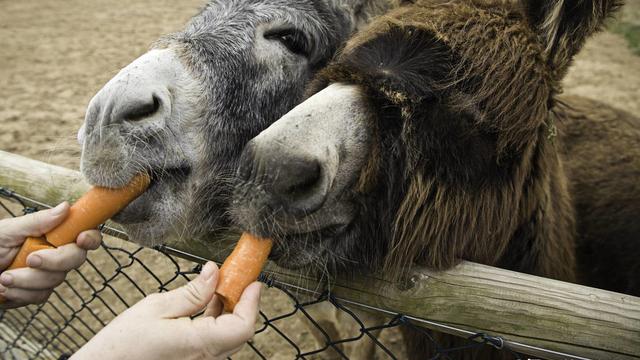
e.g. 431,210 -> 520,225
0,0 -> 638,170
0,1 -> 638,359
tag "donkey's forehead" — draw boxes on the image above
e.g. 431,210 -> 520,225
198,0 -> 338,22
184,0 -> 345,40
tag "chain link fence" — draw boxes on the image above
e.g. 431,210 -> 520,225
0,187 -> 527,360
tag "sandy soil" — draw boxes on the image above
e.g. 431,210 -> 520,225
0,1 -> 404,358
565,31 -> 640,115
0,0 -> 203,169
0,1 -> 638,359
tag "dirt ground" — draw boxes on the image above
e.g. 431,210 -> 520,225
1,1 -> 638,171
0,1 -> 639,359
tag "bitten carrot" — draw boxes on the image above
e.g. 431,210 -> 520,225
6,237 -> 54,271
7,173 -> 151,270
45,173 -> 151,248
216,232 -> 273,312
0,173 -> 150,303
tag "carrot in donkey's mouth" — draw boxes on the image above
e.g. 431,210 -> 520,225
216,232 -> 273,312
0,173 -> 151,303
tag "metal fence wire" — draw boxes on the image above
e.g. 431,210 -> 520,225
0,187 -> 527,360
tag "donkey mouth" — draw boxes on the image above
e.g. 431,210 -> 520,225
268,221 -> 356,268
241,215 -> 350,268
241,202 -> 354,237
269,233 -> 333,269
112,166 -> 191,224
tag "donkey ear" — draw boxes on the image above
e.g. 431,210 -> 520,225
520,0 -> 623,73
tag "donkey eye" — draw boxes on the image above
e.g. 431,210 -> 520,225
265,29 -> 310,57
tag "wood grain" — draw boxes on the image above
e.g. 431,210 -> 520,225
1,150 -> 639,360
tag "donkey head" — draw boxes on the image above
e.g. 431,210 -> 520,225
232,0 -> 621,275
79,0 -> 396,244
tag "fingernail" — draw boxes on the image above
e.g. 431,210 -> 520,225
51,202 -> 67,216
0,273 -> 13,287
27,255 -> 42,268
200,262 -> 217,281
80,232 -> 100,247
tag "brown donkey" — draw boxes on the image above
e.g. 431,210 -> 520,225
232,0 -> 639,358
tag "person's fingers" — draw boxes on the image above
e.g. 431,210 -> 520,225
232,282 -> 262,323
0,286 -> 52,306
139,262 -> 219,318
215,346 -> 246,360
196,282 -> 261,349
0,247 -> 20,271
0,299 -> 23,310
204,293 -> 223,318
76,230 -> 102,250
26,244 -> 87,272
0,203 -> 69,246
189,282 -> 262,359
0,268 -> 66,290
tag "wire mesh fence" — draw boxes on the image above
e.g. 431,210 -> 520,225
0,186 -> 528,360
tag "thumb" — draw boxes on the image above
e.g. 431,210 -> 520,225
144,262 -> 219,319
1,203 -> 69,245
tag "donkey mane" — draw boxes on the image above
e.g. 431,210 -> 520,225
230,0 -> 634,357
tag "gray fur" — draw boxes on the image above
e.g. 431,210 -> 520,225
79,0 -> 395,245
235,84 -> 373,267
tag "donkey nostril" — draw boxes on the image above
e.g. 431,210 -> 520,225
238,142 -> 329,215
280,160 -> 321,197
271,156 -> 326,214
122,94 -> 161,122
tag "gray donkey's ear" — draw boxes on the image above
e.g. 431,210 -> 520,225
330,0 -> 398,32
520,0 -> 623,73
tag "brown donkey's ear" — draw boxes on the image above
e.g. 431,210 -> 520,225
520,0 -> 623,75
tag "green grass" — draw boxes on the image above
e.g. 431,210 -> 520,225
609,2 -> 640,57
611,22 -> 640,56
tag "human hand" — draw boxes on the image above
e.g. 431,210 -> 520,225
72,262 -> 262,360
0,202 -> 102,308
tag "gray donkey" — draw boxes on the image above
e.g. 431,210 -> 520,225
78,0 -> 395,244
78,0 -> 396,358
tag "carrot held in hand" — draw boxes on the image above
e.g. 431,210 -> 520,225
45,173 -> 151,247
7,237 -> 54,272
216,232 -> 273,312
3,173 -> 151,271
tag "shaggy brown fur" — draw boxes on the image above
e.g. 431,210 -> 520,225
309,0 -> 582,280
301,0 -> 633,358
558,96 -> 640,295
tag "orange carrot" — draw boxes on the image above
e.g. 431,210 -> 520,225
0,173 -> 150,303
6,237 -> 54,271
45,173 -> 151,247
216,232 -> 273,312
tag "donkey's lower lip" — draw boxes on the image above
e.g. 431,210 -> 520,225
269,237 -> 331,269
285,222 -> 350,238
112,166 -> 191,224
263,221 -> 349,264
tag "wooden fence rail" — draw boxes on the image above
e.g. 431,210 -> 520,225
1,150 -> 639,360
